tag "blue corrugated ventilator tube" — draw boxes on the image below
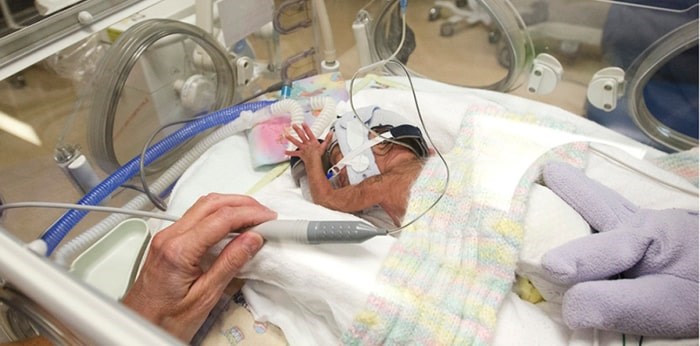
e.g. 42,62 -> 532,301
40,100 -> 274,255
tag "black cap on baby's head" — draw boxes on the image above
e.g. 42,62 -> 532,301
383,124 -> 429,159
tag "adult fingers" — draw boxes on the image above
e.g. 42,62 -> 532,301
196,231 -> 265,293
182,202 -> 276,258
173,194 -> 264,232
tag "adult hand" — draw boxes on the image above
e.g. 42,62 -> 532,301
122,193 -> 276,342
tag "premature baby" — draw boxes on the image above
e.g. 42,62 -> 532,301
286,106 -> 429,229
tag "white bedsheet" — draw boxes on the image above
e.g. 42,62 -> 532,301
165,81 -> 698,346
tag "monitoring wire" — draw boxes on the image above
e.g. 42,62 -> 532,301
0,202 -> 179,222
346,4 -> 451,236
120,183 -> 147,194
377,61 -> 450,236
589,146 -> 698,197
138,118 -> 198,211
621,333 -> 644,346
348,4 -> 407,89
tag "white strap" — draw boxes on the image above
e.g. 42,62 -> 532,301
327,133 -> 394,177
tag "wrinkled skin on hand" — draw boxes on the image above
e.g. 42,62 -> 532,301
122,194 -> 276,342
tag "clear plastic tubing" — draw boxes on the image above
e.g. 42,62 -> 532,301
40,100 -> 273,255
52,109 -> 264,266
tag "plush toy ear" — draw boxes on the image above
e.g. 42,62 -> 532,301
542,162 -> 639,233
542,227 -> 652,284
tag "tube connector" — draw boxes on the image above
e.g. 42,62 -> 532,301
55,145 -> 102,195
321,60 -> 340,73
27,239 -> 48,257
280,81 -> 293,99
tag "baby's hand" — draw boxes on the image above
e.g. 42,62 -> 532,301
284,123 -> 331,163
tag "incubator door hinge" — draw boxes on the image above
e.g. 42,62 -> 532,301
235,56 -> 255,86
527,53 -> 563,95
587,67 -> 626,112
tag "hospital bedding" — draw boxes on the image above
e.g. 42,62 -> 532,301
162,77 -> 698,345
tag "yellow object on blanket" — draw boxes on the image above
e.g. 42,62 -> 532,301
513,275 -> 545,304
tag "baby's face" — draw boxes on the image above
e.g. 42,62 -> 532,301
327,141 -> 395,189
326,127 -> 397,188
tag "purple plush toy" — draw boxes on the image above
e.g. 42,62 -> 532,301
541,162 -> 699,338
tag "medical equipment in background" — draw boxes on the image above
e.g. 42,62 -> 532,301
429,0 -> 495,38
6,0 -> 338,193
587,3 -> 698,152
274,0 -> 342,97
0,0 -> 162,81
355,0 -> 698,152
80,0 -> 340,177
84,0 -> 271,176
0,0 -> 342,343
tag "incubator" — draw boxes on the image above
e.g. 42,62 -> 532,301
357,0 -> 698,151
0,0 -> 697,344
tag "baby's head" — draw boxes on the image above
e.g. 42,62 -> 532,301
290,106 -> 428,189
322,107 -> 428,187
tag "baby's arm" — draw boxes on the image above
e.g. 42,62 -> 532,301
284,123 -> 336,202
313,174 -> 389,213
285,124 -> 387,212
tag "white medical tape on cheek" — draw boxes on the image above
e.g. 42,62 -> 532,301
328,134 -> 392,174
334,107 -> 383,185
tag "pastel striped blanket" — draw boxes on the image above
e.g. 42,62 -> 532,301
342,106 -> 588,345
